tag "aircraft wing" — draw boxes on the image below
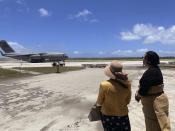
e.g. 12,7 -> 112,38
6,53 -> 37,57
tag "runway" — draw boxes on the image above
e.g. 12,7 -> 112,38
0,65 -> 174,131
0,60 -> 169,68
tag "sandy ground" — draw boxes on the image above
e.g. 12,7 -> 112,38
0,63 -> 175,131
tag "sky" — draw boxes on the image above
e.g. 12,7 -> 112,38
1,0 -> 175,58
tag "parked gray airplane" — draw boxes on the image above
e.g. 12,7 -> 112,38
0,40 -> 68,63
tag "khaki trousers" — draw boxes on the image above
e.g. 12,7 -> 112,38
141,93 -> 171,131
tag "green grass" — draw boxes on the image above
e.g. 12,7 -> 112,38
0,68 -> 31,80
0,66 -> 84,80
15,66 -> 85,74
66,58 -> 142,62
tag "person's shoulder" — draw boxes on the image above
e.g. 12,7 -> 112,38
99,81 -> 110,92
144,66 -> 156,75
148,66 -> 161,73
126,80 -> 132,88
100,80 -> 112,88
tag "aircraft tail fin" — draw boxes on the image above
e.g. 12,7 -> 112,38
0,40 -> 15,53
0,50 -> 5,56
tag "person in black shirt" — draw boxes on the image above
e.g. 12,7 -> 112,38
135,51 -> 171,131
138,51 -> 163,96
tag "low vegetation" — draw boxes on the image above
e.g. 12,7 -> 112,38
0,66 -> 84,80
15,66 -> 84,74
137,63 -> 175,69
0,68 -> 31,80
67,57 -> 175,62
159,63 -> 175,68
67,57 -> 142,62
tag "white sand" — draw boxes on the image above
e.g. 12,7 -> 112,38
0,64 -> 174,131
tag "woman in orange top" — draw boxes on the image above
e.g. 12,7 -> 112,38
97,60 -> 131,131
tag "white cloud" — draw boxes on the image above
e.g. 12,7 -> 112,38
8,41 -> 26,53
110,49 -> 148,57
69,9 -> 98,23
121,32 -> 141,40
158,50 -> 175,55
73,51 -> 80,54
74,9 -> 91,22
38,8 -> 51,17
111,50 -> 133,56
75,9 -> 92,18
136,48 -> 148,53
121,24 -> 175,45
133,24 -> 156,36
112,50 -> 133,54
71,49 -> 175,57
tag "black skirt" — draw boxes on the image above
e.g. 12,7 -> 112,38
100,112 -> 131,131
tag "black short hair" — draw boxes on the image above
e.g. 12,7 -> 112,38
144,51 -> 160,66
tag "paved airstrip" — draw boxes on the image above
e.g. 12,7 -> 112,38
0,61 -> 144,68
0,61 -> 174,131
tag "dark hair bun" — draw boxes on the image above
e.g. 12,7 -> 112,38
145,51 -> 160,66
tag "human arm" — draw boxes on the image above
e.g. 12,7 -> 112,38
96,83 -> 105,105
135,90 -> 141,102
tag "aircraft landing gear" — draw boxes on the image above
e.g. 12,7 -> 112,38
52,62 -> 60,73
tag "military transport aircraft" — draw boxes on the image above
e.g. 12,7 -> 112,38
0,40 -> 68,64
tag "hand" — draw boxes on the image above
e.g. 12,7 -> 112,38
93,103 -> 102,108
135,91 -> 141,102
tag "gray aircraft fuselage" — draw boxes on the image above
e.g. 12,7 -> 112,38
0,40 -> 68,63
